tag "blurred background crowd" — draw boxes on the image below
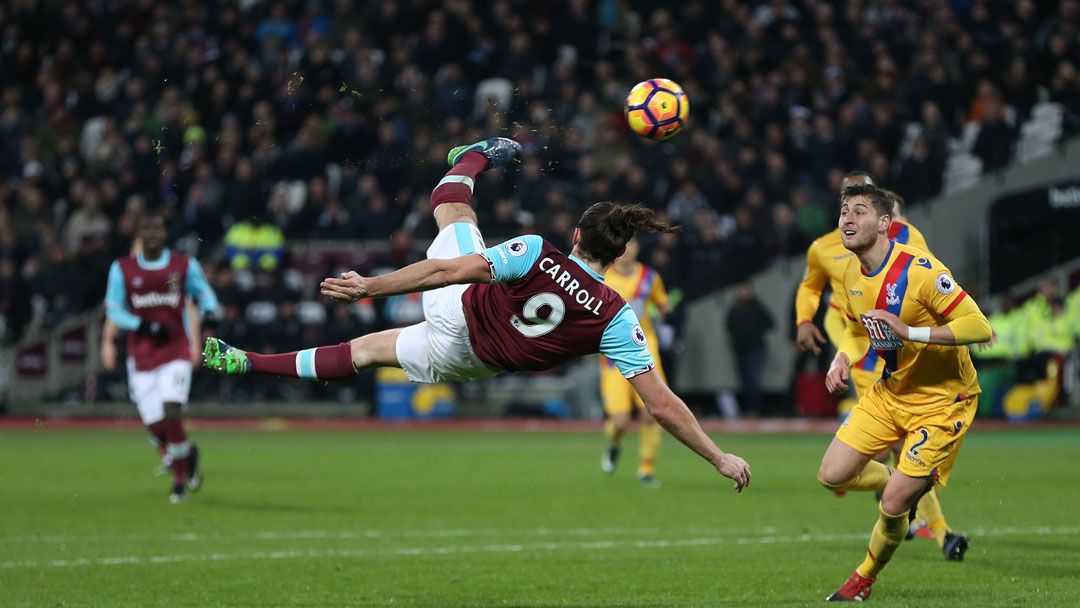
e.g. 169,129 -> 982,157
1,0 -> 1079,407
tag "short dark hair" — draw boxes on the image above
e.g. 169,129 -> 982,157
840,184 -> 892,218
882,189 -> 906,216
576,202 -> 679,266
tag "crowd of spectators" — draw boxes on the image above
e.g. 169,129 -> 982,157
2,0 -> 1080,355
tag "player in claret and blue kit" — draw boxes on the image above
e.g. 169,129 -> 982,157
105,213 -> 220,503
204,138 -> 751,490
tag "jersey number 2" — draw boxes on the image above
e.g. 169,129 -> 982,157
510,293 -> 565,338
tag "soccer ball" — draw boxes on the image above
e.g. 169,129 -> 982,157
625,79 -> 689,141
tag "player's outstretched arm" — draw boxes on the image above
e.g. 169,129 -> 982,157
321,255 -> 493,303
629,370 -> 751,492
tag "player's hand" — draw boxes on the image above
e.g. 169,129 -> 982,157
714,453 -> 752,492
321,271 -> 370,303
138,319 -> 171,342
976,328 -> 1000,352
101,339 -> 117,372
796,322 -> 827,355
862,309 -> 908,340
826,353 -> 850,395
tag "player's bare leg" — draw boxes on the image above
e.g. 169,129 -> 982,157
817,437 -> 881,491
348,328 -> 405,371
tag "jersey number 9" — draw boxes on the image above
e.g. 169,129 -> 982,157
510,292 -> 565,338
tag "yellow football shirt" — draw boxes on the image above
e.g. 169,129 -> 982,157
836,241 -> 989,410
601,263 -> 667,373
604,262 -> 668,341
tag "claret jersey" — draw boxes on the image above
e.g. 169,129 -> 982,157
105,249 -> 219,371
462,236 -> 655,378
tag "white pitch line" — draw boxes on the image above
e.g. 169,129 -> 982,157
2,527 -> 677,545
1,526 -> 1076,570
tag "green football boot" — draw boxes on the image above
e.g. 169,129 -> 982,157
446,137 -> 523,169
203,337 -> 251,375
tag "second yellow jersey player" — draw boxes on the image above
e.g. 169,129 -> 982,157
599,239 -> 668,484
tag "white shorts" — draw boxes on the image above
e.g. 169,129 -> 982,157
395,223 -> 499,384
127,359 -> 192,425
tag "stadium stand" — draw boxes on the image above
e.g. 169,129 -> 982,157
1,0 -> 1079,410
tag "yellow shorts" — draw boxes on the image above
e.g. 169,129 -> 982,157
600,355 -> 664,415
836,387 -> 977,486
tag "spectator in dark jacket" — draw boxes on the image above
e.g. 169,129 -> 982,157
727,282 -> 775,417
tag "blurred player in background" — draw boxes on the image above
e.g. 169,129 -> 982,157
103,238 -> 204,477
104,213 -> 220,503
818,184 -> 991,601
205,138 -> 751,491
599,237 -> 669,486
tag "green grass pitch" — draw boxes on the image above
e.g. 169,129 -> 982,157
2,427 -> 1078,607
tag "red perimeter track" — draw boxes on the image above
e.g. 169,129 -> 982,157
0,417 -> 1075,433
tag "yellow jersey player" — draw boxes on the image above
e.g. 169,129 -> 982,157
599,237 -> 669,486
837,190 -> 931,407
817,184 -> 992,602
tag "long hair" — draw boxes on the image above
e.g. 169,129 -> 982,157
576,202 -> 680,266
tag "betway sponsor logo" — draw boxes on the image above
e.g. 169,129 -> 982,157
131,291 -> 182,308
1048,185 -> 1080,209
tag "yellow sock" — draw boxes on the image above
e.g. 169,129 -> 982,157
638,420 -> 661,476
819,460 -> 891,493
917,486 -> 951,548
603,420 -> 624,446
856,504 -> 909,579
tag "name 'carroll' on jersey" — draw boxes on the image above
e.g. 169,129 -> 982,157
462,235 -> 655,377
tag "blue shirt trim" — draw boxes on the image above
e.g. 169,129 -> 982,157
104,261 -> 142,330
137,249 -> 170,270
862,240 -> 895,278
480,235 -> 544,284
600,304 -> 655,378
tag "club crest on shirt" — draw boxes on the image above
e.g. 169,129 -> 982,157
885,283 -> 901,306
936,273 -> 956,295
631,324 -> 647,346
506,239 -> 529,257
